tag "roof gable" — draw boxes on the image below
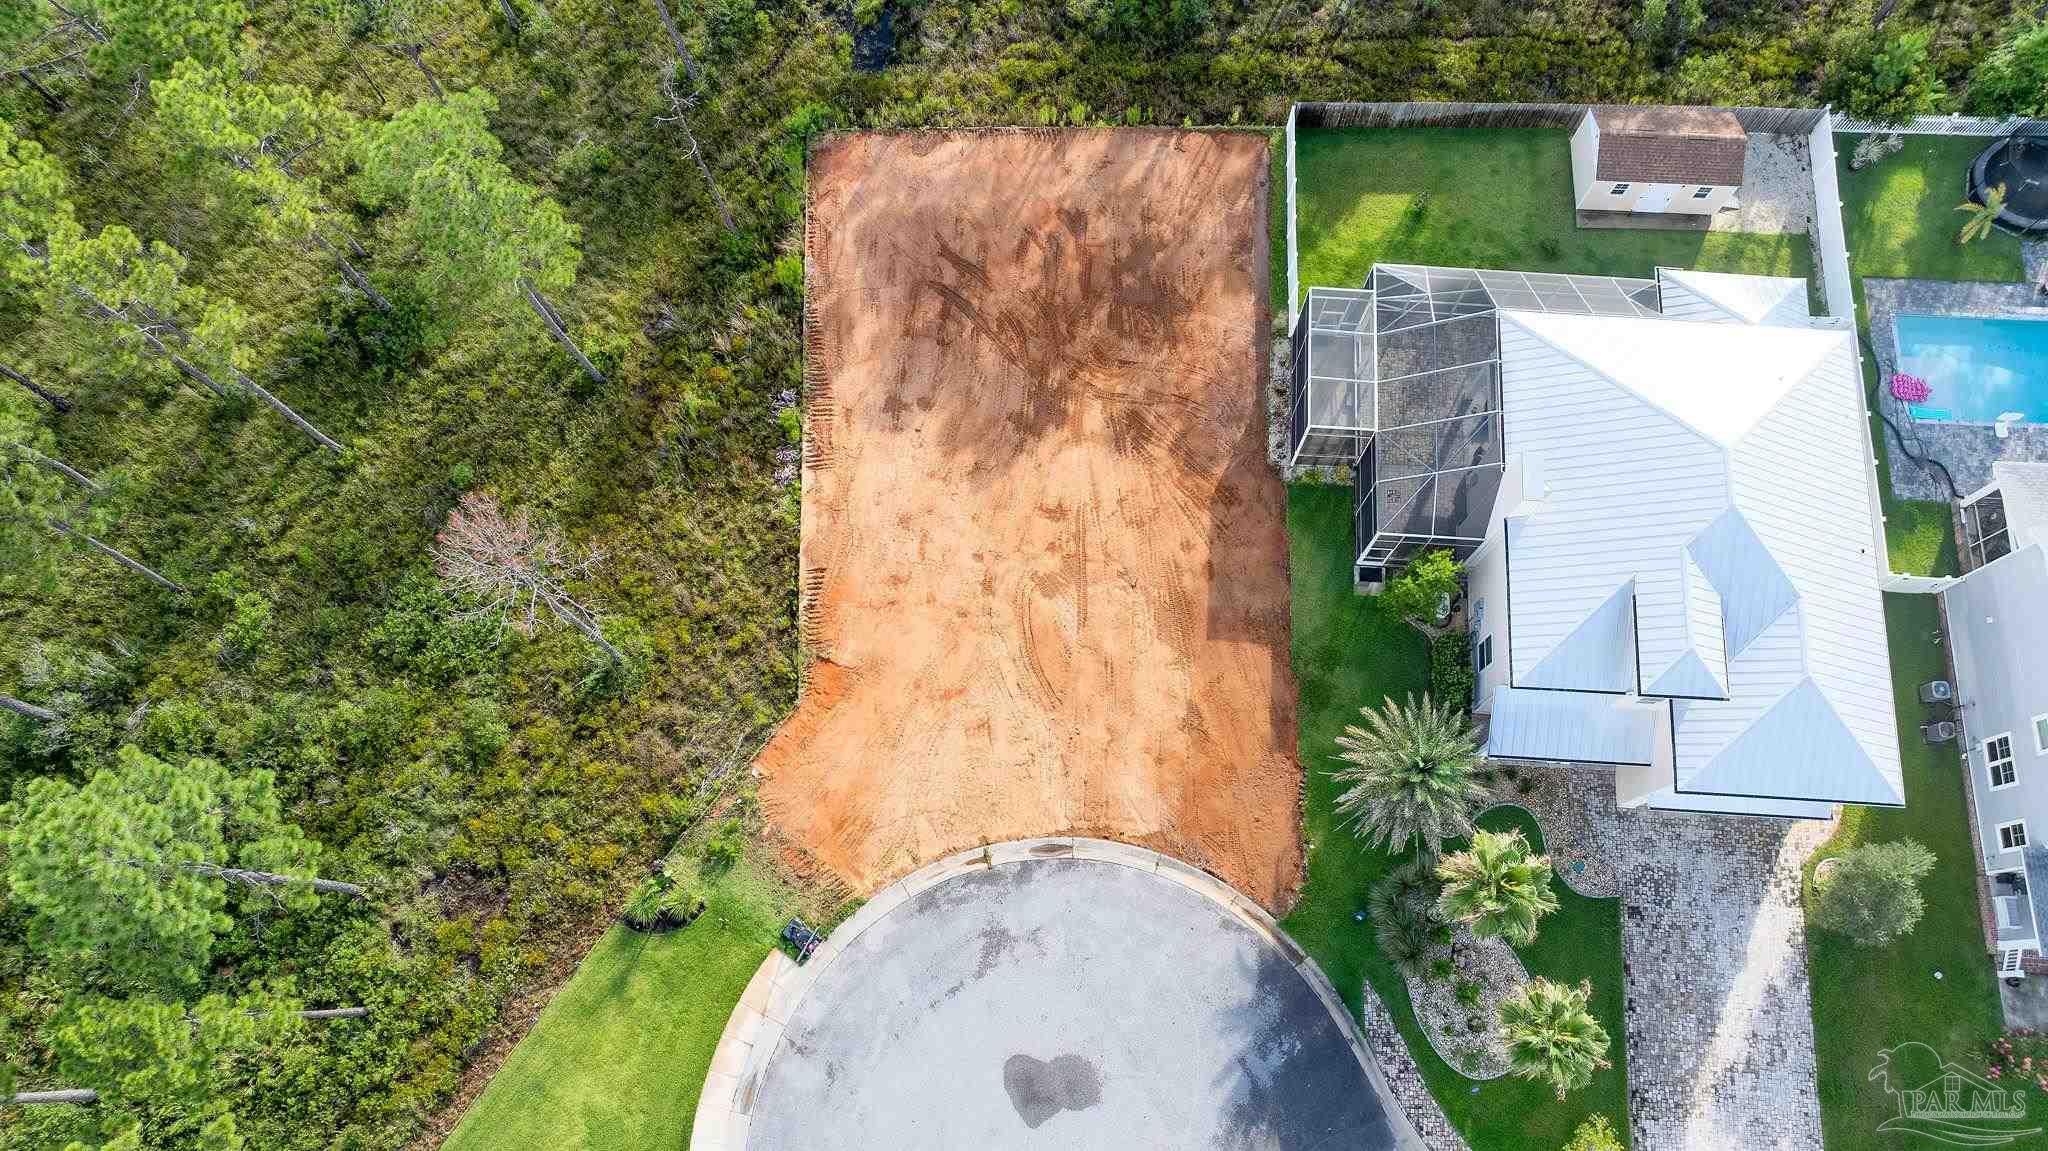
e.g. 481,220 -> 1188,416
1688,507 -> 1799,659
1656,269 -> 1812,328
1591,107 -> 1746,186
1523,580 -> 1635,693
1685,677 -> 1901,805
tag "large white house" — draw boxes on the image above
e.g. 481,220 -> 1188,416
1466,269 -> 1902,817
1288,263 -> 1901,820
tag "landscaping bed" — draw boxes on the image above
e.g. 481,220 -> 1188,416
1283,484 -> 1631,1149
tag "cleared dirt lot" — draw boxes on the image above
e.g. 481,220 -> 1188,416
758,130 -> 1298,908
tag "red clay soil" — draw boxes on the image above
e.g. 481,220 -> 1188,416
757,130 -> 1300,909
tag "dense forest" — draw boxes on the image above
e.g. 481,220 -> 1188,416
0,0 -> 2032,1147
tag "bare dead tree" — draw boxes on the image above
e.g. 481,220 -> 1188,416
5,1089 -> 98,1105
656,60 -> 736,235
6,442 -> 100,491
1,363 -> 71,412
431,491 -> 624,663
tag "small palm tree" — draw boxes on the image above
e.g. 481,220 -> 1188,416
1332,694 -> 1489,857
1369,856 -> 1443,976
1957,183 -> 2007,245
1436,827 -> 1560,946
1499,978 -> 1613,1099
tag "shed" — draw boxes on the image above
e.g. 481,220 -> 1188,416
1571,106 -> 1747,216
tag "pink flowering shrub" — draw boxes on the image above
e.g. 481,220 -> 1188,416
1987,1030 -> 2048,1094
1891,373 -> 1933,404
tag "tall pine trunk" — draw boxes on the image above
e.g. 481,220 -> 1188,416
5,1089 -> 97,1105
0,695 -> 56,723
521,279 -> 605,384
51,521 -> 187,594
1,363 -> 71,412
182,862 -> 366,898
229,369 -> 345,453
315,235 -> 391,311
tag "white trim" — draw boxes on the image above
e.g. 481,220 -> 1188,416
1988,732 -> 2020,791
2033,713 -> 2048,756
1998,818 -> 2030,853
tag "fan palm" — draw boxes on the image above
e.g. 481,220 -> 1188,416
1957,183 -> 2006,244
1499,978 -> 1613,1099
1436,827 -> 1560,946
1331,693 -> 1489,857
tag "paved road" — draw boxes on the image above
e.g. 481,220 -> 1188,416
748,856 -> 1404,1150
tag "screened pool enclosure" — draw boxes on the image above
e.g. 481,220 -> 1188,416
1288,265 -> 1665,581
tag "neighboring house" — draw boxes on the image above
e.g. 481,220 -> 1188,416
1569,106 -> 1746,216
1942,461 -> 2048,977
1287,263 -> 1901,820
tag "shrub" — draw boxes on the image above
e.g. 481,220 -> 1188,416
1381,549 -> 1461,628
1429,956 -> 1455,982
1454,977 -> 1482,1005
1970,19 -> 2048,117
702,819 -> 746,871
1563,1114 -> 1626,1151
1811,839 -> 1937,947
1378,915 -> 1435,976
1822,30 -> 1947,126
1430,635 -> 1476,715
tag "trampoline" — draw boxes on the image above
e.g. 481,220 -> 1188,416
1971,134 -> 2048,235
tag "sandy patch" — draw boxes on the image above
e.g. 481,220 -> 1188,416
757,129 -> 1300,908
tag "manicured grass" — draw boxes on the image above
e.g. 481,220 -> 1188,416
1294,127 -> 1810,306
1282,483 -> 1630,1149
441,860 -> 796,1151
1805,595 -> 2048,1148
1837,135 -> 2024,284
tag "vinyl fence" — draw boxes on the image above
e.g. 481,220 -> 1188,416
1292,101 -> 1826,135
1831,112 -> 2046,137
1285,102 -> 1300,331
1807,110 -> 1855,319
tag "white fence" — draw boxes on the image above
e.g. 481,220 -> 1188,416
1285,103 -> 1299,333
1831,112 -> 2038,137
1882,572 -> 1957,594
1808,109 -> 1855,320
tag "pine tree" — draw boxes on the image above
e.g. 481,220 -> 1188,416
5,746 -> 362,992
354,89 -> 603,381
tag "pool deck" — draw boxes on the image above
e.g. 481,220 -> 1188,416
1865,276 -> 2048,501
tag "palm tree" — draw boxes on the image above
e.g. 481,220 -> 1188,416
1331,693 -> 1489,857
1499,978 -> 1613,1099
1957,183 -> 2007,245
1436,827 -> 1560,946
1369,856 -> 1442,975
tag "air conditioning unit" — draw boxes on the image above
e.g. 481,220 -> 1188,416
1922,720 -> 1958,744
1919,680 -> 1954,704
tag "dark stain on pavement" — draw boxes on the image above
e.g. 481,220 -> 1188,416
1002,1053 -> 1103,1128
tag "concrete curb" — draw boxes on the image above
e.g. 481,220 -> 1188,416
688,837 -> 1430,1151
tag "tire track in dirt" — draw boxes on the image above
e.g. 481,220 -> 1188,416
757,130 -> 1298,909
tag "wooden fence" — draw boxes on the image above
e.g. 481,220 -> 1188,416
1292,101 -> 1827,135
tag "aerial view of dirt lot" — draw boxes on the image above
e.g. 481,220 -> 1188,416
756,129 -> 1300,908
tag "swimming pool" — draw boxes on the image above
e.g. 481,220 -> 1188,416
1894,313 -> 2048,424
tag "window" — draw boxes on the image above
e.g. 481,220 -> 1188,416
1988,733 -> 2018,790
2034,713 -> 2048,755
1609,183 -> 1630,196
1692,186 -> 1713,199
1999,820 -> 2030,852
1474,635 -> 1493,673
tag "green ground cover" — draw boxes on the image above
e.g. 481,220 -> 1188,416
442,856 -> 796,1151
1805,595 -> 2048,1149
1282,483 -> 1630,1150
1293,127 -> 1810,305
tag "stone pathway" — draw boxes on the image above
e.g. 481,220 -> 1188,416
1361,984 -> 1473,1151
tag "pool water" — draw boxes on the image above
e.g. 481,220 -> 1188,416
1895,313 -> 2048,424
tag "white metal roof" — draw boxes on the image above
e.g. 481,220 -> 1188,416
1656,268 -> 1813,328
1492,304 -> 1902,810
1992,461 -> 2048,552
1485,686 -> 1660,765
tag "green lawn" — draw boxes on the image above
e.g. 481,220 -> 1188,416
1281,483 -> 1631,1149
441,859 -> 796,1151
1837,134 -> 2024,578
1805,595 -> 2048,1149
1293,127 -> 1810,305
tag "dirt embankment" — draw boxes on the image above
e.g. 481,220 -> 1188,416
758,129 -> 1300,909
